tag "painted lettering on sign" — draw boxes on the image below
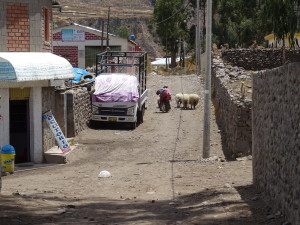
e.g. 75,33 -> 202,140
43,111 -> 71,153
61,29 -> 85,42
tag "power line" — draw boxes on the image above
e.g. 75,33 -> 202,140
154,2 -> 190,25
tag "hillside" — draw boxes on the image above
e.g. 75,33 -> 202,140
53,0 -> 164,58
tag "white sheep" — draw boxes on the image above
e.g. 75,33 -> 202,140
175,93 -> 183,108
189,94 -> 200,109
182,94 -> 190,109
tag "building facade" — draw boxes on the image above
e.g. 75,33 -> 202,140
264,33 -> 300,48
53,23 -> 140,69
0,0 -> 53,52
0,0 -> 74,164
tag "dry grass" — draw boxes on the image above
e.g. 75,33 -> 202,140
54,0 -> 153,19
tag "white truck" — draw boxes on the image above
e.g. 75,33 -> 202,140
90,51 -> 148,129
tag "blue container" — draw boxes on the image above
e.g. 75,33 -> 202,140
1,145 -> 15,154
130,34 -> 136,40
1,145 -> 15,173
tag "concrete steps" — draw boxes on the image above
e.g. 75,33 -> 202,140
44,145 -> 79,164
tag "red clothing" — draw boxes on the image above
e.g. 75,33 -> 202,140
156,88 -> 171,101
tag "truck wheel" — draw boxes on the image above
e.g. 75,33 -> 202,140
137,104 -> 145,124
137,111 -> 142,124
89,120 -> 96,128
130,122 -> 137,130
137,110 -> 144,124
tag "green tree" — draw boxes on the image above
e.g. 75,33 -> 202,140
260,0 -> 300,63
261,0 -> 300,47
213,0 -> 268,48
117,25 -> 129,39
150,0 -> 189,68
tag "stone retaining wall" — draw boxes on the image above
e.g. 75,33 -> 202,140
43,87 -> 91,158
55,87 -> 91,139
68,87 -> 91,137
252,63 -> 300,225
42,87 -> 56,154
212,53 -> 252,158
222,49 -> 300,70
213,49 -> 300,223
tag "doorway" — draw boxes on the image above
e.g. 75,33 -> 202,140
9,100 -> 30,163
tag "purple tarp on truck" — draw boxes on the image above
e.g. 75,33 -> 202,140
92,73 -> 139,102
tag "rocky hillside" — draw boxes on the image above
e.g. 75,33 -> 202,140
53,0 -> 164,58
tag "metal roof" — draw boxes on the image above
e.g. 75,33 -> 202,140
0,52 -> 74,82
71,23 -> 116,37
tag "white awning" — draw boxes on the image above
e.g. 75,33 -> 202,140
0,52 -> 75,82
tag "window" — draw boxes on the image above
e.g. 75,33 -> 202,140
44,8 -> 50,42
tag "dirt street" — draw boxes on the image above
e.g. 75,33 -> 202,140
0,73 -> 287,225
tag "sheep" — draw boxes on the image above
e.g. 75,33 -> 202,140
189,94 -> 200,109
182,94 -> 190,109
175,93 -> 183,108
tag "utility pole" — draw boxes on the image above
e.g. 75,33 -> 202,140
106,6 -> 110,48
196,0 -> 201,76
202,0 -> 212,159
101,20 -> 104,51
183,40 -> 186,74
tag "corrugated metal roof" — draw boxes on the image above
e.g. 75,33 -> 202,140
71,23 -> 116,37
0,52 -> 75,82
151,57 -> 181,65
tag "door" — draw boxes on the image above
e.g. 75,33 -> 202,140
9,100 -> 30,163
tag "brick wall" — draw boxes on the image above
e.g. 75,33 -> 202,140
85,31 -> 106,40
53,31 -> 62,41
53,31 -> 107,41
0,1 -> 52,52
41,6 -> 52,52
6,2 -> 30,51
53,46 -> 78,67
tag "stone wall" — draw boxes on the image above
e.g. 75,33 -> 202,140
43,87 -> 91,156
252,63 -> 300,225
212,53 -> 252,158
213,49 -> 300,159
42,87 -> 56,154
66,87 -> 91,137
222,49 -> 300,71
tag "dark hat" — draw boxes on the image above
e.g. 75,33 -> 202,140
163,86 -> 168,88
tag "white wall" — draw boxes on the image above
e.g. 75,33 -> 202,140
30,87 -> 43,163
0,87 -> 44,163
0,88 -> 9,148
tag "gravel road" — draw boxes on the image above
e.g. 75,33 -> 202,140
0,73 -> 286,225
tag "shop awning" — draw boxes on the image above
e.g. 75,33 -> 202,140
0,52 -> 74,82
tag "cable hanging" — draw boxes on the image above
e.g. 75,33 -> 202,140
154,2 -> 190,25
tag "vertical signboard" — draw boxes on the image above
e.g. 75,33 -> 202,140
42,111 -> 71,153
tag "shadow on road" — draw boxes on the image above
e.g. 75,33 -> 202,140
0,185 -> 286,225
